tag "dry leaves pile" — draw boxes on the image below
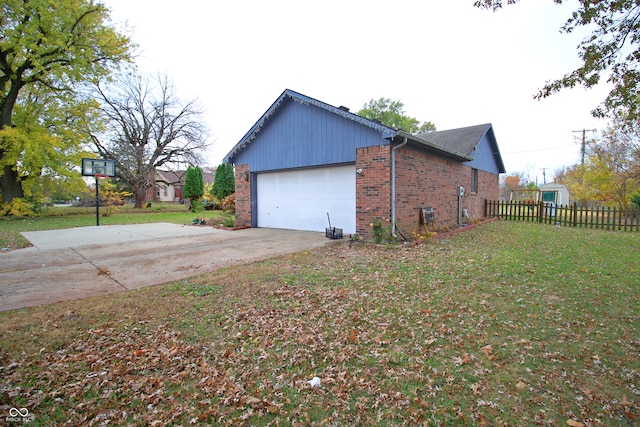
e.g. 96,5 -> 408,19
1,221 -> 638,425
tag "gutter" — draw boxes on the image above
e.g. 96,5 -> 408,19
391,136 -> 408,237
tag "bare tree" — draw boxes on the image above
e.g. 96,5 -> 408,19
90,73 -> 208,207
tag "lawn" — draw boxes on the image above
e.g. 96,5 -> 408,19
0,221 -> 638,426
0,204 -> 232,249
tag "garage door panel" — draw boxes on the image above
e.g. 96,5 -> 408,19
257,166 -> 355,234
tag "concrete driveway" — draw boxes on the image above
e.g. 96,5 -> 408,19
0,223 -> 332,312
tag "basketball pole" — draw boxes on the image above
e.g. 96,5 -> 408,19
82,159 -> 113,226
95,175 -> 100,226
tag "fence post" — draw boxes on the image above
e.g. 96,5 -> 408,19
537,201 -> 542,223
618,206 -> 622,231
624,206 -> 630,231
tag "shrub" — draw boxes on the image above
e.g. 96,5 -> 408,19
0,198 -> 37,217
631,191 -> 640,209
99,181 -> 131,216
223,216 -> 235,228
211,163 -> 235,200
366,207 -> 391,243
184,166 -> 204,211
219,193 -> 235,213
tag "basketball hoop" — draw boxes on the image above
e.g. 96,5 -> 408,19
82,158 -> 115,177
80,158 -> 115,227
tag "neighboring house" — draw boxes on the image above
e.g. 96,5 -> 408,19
224,89 -> 505,238
151,169 -> 215,203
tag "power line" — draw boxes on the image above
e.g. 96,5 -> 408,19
502,144 -> 576,154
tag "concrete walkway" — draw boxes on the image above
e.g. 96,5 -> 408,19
0,223 -> 332,312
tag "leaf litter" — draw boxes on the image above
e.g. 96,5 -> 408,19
0,221 -> 638,425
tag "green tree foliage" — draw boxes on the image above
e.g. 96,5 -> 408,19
586,122 -> 640,208
1,86 -> 97,205
183,166 -> 204,211
555,163 -> 598,206
0,0 -> 134,205
557,120 -> 640,207
474,0 -> 640,124
90,73 -> 208,208
357,98 -> 436,134
211,163 -> 235,201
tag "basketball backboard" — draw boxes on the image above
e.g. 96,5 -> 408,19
82,158 -> 116,177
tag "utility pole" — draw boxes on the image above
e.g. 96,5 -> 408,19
540,168 -> 549,185
573,129 -> 596,184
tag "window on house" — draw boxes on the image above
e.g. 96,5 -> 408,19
163,187 -> 168,197
471,168 -> 478,193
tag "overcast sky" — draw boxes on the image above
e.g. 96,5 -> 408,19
103,0 -> 609,185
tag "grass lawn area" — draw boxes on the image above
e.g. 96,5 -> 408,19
0,221 -> 638,425
0,204 -> 232,249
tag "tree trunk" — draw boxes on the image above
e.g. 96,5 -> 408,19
1,80 -> 25,204
0,164 -> 24,203
133,188 -> 145,209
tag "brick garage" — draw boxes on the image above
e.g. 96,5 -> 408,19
225,89 -> 505,240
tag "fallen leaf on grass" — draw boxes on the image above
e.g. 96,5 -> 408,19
453,354 -> 471,366
578,386 -> 594,400
244,396 -> 261,405
567,420 -> 584,427
480,344 -> 494,360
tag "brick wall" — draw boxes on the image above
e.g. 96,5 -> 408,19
393,146 -> 468,236
464,169 -> 499,220
355,145 -> 392,237
234,164 -> 252,228
358,144 -> 500,239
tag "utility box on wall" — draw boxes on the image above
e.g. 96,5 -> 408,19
421,207 -> 435,224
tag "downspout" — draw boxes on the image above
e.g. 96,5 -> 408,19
391,136 -> 408,237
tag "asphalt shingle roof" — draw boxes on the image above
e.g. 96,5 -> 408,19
416,124 -> 492,156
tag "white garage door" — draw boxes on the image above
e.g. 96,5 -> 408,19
257,165 -> 356,234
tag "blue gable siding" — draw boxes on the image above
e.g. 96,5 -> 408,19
232,98 -> 389,172
463,132 -> 502,174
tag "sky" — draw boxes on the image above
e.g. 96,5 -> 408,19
102,0 -> 609,185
